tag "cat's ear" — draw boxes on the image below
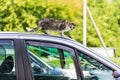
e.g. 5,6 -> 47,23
63,20 -> 69,23
71,22 -> 76,26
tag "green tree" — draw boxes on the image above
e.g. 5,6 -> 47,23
87,0 -> 120,56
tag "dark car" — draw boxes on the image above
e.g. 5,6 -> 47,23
0,32 -> 119,80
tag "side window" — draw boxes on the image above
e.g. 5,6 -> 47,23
26,41 -> 77,80
77,51 -> 114,80
0,40 -> 16,80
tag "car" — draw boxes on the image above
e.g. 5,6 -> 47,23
0,32 -> 119,80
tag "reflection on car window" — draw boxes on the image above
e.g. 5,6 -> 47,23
77,51 -> 115,80
27,43 -> 77,80
0,40 -> 16,80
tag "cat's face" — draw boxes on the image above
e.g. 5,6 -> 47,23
65,21 -> 76,30
69,22 -> 76,30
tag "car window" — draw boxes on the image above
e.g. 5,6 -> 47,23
0,40 -> 16,80
26,41 -> 77,80
77,50 -> 115,80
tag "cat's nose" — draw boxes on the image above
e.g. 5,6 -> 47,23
71,27 -> 75,30
71,28 -> 74,30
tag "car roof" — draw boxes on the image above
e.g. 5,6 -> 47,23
0,32 -> 83,48
0,32 -> 72,40
0,32 -> 120,70
0,32 -> 78,45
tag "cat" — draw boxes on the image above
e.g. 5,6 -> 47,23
29,18 -> 76,37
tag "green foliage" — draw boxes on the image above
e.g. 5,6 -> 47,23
0,0 -> 83,34
87,0 -> 120,57
1,0 -> 120,58
110,57 -> 120,66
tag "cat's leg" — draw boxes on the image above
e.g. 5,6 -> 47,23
60,31 -> 72,38
41,28 -> 49,35
60,31 -> 65,37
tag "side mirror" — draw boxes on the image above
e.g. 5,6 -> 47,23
113,71 -> 120,79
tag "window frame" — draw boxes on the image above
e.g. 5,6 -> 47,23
75,49 -> 115,80
75,48 -> 115,71
15,39 -> 34,80
25,40 -> 84,80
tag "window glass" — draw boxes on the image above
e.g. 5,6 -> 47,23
27,42 -> 77,80
0,40 -> 16,80
77,51 -> 115,80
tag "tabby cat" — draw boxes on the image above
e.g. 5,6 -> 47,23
29,18 -> 76,37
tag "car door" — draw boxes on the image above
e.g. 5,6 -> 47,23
25,40 -> 84,80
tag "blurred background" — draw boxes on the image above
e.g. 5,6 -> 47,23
0,0 -> 120,65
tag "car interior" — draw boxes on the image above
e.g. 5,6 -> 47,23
0,55 -> 15,80
0,41 -> 15,80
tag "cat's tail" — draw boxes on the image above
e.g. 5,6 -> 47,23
28,21 -> 42,32
28,26 -> 38,32
26,26 -> 39,32
26,27 -> 32,32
